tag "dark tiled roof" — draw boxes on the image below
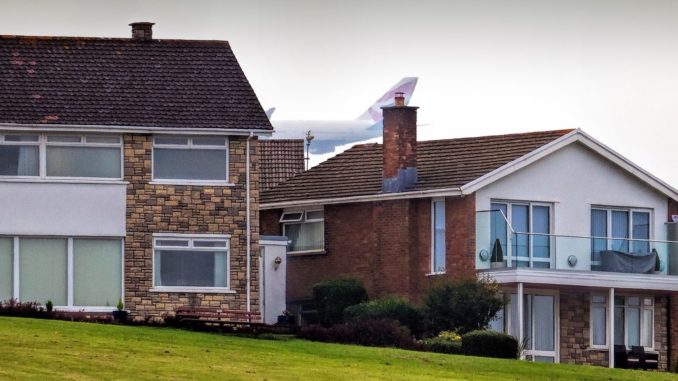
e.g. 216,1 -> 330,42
259,139 -> 305,191
261,129 -> 574,204
0,36 -> 272,130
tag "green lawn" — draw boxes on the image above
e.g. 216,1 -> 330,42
0,317 -> 674,381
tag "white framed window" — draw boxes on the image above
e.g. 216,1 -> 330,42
491,201 -> 552,268
46,134 -> 122,179
281,210 -> 324,254
590,294 -> 654,349
0,133 -> 122,180
1,236 -> 123,310
152,136 -> 229,183
152,234 -> 231,292
0,134 -> 40,177
591,207 -> 652,267
431,199 -> 446,274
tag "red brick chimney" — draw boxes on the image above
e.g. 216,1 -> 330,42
382,92 -> 418,192
130,22 -> 155,41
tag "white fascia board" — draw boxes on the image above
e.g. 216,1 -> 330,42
260,187 -> 463,210
0,123 -> 273,137
461,129 -> 678,201
483,268 -> 678,292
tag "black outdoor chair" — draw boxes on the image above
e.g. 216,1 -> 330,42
631,346 -> 659,370
614,345 -> 628,369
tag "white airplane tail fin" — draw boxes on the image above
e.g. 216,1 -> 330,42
357,77 -> 418,122
265,107 -> 276,119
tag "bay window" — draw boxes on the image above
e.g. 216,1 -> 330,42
0,133 -> 122,179
590,294 -> 654,349
2,236 -> 122,309
153,136 -> 228,182
153,235 -> 230,290
281,210 -> 324,254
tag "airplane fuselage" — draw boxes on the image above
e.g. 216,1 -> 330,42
270,119 -> 380,154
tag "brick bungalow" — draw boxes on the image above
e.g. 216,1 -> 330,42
0,23 -> 274,321
260,93 -> 678,370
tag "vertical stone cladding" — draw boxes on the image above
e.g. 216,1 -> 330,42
124,134 -> 260,320
559,291 -> 668,371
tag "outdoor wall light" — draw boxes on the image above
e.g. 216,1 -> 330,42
567,255 -> 577,267
274,256 -> 282,270
478,249 -> 490,262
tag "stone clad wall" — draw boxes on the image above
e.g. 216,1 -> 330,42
123,134 -> 260,320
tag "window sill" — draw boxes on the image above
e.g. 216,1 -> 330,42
150,180 -> 235,187
54,306 -> 118,312
287,250 -> 326,257
426,272 -> 447,277
0,177 -> 128,185
150,287 -> 235,294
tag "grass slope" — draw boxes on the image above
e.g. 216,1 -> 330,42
0,317 -> 673,381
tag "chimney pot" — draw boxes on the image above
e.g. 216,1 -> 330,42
394,92 -> 405,107
130,22 -> 155,41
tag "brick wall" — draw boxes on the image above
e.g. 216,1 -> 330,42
262,195 -> 477,304
560,291 -> 669,370
124,134 -> 260,320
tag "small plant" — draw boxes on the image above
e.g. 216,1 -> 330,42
45,300 -> 53,313
422,330 -> 463,354
116,298 -> 124,311
343,297 -> 424,338
461,330 -> 519,359
112,298 -> 128,324
312,277 -> 368,326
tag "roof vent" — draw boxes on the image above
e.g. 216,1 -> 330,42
130,22 -> 155,41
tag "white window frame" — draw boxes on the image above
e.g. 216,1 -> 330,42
151,135 -> 232,186
0,133 -> 123,181
492,200 -> 553,268
504,288 -> 560,363
2,235 -> 124,312
590,207 -> 653,267
281,209 -> 325,255
430,198 -> 446,275
151,233 -> 233,293
589,293 -> 655,350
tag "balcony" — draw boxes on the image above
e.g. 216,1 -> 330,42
476,210 -> 678,288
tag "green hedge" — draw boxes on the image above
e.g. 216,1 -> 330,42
461,330 -> 518,359
312,278 -> 368,326
423,336 -> 462,354
343,297 -> 423,338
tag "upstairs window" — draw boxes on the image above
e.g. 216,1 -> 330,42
46,135 -> 122,178
281,210 -> 324,254
0,134 -> 40,176
153,136 -> 228,182
0,133 -> 122,179
591,208 -> 651,268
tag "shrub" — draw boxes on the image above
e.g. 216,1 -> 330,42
461,330 -> 518,359
423,278 -> 504,335
423,336 -> 462,354
0,299 -> 51,319
312,278 -> 368,326
299,318 -> 419,349
343,297 -> 423,338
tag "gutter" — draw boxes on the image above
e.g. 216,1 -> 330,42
260,187 -> 463,210
0,122 -> 273,137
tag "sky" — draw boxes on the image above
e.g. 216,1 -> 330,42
2,0 -> 678,186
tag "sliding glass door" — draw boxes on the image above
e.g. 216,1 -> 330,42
507,293 -> 558,363
491,202 -> 551,268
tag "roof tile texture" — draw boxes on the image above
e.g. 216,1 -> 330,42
261,129 -> 573,204
259,139 -> 305,191
0,36 -> 272,130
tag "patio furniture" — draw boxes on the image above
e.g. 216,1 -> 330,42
175,306 -> 264,332
631,346 -> 659,370
614,345 -> 628,369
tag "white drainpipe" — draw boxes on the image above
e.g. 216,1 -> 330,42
246,132 -> 254,315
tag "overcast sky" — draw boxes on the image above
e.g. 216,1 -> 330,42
2,0 -> 678,186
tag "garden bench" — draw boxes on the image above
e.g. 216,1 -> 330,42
175,306 -> 264,332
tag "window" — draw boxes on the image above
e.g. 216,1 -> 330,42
590,294 -> 654,349
153,235 -> 230,290
0,134 -> 39,176
432,200 -> 446,273
0,133 -> 122,179
153,136 -> 228,182
591,208 -> 652,267
281,210 -> 324,254
46,135 -> 122,178
491,201 -> 551,268
4,236 -> 122,308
